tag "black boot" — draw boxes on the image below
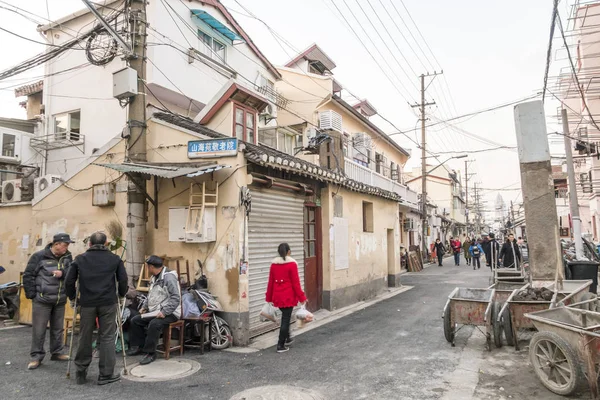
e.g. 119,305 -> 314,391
126,346 -> 142,356
97,373 -> 120,385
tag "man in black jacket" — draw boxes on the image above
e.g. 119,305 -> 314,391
65,232 -> 128,385
23,233 -> 74,370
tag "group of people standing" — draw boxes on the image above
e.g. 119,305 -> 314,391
432,233 -> 525,271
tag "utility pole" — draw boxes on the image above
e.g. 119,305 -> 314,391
126,0 -> 148,281
562,108 -> 584,259
81,0 -> 147,282
412,72 -> 442,261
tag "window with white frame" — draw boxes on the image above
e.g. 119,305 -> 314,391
199,30 -> 226,61
1,133 -> 17,159
258,127 -> 300,156
54,110 -> 81,141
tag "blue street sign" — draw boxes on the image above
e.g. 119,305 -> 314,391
188,138 -> 238,159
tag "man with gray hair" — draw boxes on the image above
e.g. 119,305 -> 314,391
65,231 -> 128,385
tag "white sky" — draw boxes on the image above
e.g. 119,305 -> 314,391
0,0 -> 571,222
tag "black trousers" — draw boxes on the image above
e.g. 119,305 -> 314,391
473,256 -> 481,269
437,253 -> 443,266
75,304 -> 117,376
129,314 -> 178,354
278,307 -> 293,347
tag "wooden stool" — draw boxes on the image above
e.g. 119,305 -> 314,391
183,316 -> 212,355
157,320 -> 184,360
63,315 -> 81,345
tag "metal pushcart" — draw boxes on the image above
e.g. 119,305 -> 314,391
442,288 -> 497,351
526,307 -> 600,398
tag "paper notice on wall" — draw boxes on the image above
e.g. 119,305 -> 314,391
333,217 -> 349,271
22,235 -> 29,249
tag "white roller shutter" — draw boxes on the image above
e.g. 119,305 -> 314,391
248,188 -> 305,336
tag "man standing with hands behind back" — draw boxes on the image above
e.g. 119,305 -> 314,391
23,233 -> 74,370
65,231 -> 128,385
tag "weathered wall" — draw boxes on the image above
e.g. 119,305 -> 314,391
0,140 -> 127,284
321,186 -> 400,310
147,119 -> 251,344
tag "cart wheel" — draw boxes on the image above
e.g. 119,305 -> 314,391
529,331 -> 585,396
443,306 -> 455,344
503,308 -> 515,347
492,302 -> 503,348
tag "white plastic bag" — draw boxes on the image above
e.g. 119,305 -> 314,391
259,302 -> 280,322
182,292 -> 201,318
296,305 -> 314,322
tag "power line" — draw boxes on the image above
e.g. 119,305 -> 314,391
0,27 -> 85,49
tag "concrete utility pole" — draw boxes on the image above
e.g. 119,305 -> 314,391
561,108 -> 584,259
514,101 -> 562,280
126,0 -> 148,280
412,72 -> 441,260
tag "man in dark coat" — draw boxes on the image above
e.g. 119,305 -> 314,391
487,233 -> 500,268
22,233 -> 74,370
434,239 -> 446,267
500,233 -> 522,269
481,235 -> 491,267
65,231 -> 128,385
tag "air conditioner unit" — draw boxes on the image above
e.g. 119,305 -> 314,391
2,179 -> 22,203
403,219 -> 414,232
319,110 -> 342,133
34,175 -> 62,198
260,102 -> 277,120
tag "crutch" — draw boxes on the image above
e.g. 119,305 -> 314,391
66,285 -> 79,379
115,296 -> 128,375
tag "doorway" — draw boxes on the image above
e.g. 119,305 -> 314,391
304,204 -> 322,311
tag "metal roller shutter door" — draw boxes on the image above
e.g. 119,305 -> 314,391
248,188 -> 305,336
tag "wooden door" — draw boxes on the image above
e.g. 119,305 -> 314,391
304,205 -> 322,311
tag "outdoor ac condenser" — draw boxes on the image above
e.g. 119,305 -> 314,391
1,179 -> 22,203
34,175 -> 61,198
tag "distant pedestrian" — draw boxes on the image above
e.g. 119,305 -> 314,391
488,233 -> 500,269
434,239 -> 446,267
22,233 -> 74,370
462,237 -> 472,266
469,241 -> 484,270
500,233 -> 522,269
265,243 -> 307,353
450,237 -> 461,266
65,232 -> 128,385
481,235 -> 491,267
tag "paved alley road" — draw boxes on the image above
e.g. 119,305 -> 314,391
1,265 -> 493,400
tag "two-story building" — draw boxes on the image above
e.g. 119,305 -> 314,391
0,4 -> 415,343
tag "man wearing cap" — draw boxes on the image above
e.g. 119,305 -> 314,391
126,256 -> 181,365
65,231 -> 128,385
22,233 -> 74,370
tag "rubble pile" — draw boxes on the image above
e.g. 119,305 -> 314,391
513,287 -> 554,301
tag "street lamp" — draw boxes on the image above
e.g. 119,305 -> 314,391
420,154 -> 468,259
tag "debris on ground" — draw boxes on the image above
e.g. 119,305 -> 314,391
513,287 -> 554,301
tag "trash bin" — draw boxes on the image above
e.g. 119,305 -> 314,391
566,260 -> 600,294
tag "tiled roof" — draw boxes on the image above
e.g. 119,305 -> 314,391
152,112 -> 403,201
14,80 -> 43,97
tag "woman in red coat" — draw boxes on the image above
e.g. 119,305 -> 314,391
265,243 -> 307,353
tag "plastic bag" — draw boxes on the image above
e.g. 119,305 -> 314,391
296,305 -> 314,322
182,292 -> 201,318
259,302 -> 280,322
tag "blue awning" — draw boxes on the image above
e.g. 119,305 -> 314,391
191,9 -> 243,42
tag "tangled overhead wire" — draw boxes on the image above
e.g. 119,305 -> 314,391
85,30 -> 118,66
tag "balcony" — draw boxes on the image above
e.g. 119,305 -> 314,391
344,157 -> 418,207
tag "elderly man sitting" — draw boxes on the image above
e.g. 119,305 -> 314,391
126,256 -> 181,365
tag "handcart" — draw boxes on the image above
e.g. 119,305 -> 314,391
487,281 -> 529,347
526,307 -> 600,398
442,288 -> 496,351
499,279 -> 593,350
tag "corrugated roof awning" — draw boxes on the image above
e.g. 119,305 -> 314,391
191,9 -> 243,42
95,162 -> 231,179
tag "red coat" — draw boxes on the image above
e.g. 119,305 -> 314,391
265,257 -> 306,308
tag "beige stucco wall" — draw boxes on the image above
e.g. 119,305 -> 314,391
205,102 -> 234,138
321,186 -> 401,309
0,140 -> 127,284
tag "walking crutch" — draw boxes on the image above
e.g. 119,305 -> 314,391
66,285 -> 79,379
115,296 -> 128,375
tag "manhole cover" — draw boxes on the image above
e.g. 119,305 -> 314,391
122,359 -> 200,382
230,385 -> 325,400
